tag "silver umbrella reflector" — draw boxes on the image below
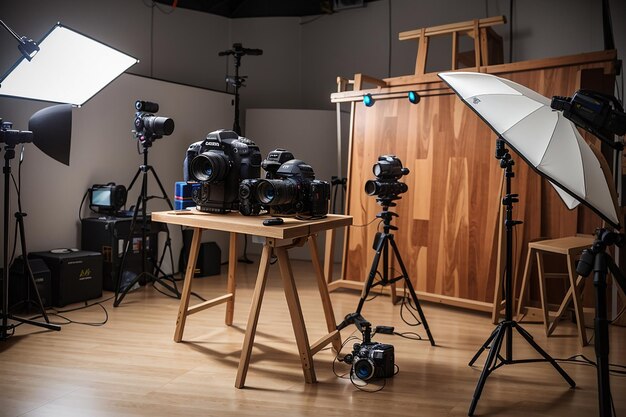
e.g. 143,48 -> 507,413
439,71 -> 620,230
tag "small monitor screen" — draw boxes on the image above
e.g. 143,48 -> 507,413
91,188 -> 112,207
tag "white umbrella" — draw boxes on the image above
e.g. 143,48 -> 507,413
439,71 -> 620,230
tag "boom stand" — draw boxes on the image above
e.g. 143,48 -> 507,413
467,139 -> 575,416
337,197 -> 435,346
576,229 -> 626,417
1,143 -> 60,340
113,141 -> 179,307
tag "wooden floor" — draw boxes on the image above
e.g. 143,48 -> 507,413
1,257 -> 625,417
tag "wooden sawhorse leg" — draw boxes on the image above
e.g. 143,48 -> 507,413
235,244 -> 272,388
174,230 -> 238,343
236,236 -> 342,388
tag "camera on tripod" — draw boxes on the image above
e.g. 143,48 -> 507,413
133,100 -> 174,143
184,129 -> 262,213
238,149 -> 331,218
364,155 -> 409,199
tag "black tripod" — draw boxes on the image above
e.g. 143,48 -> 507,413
337,197 -> 435,346
467,138 -> 575,416
1,140 -> 60,340
576,229 -> 626,417
113,141 -> 179,307
219,43 -> 262,264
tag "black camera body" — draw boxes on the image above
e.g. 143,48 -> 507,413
239,157 -> 330,218
184,129 -> 262,214
239,148 -> 296,216
349,341 -> 395,381
364,155 -> 409,200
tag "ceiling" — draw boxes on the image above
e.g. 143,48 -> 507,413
153,0 -> 379,18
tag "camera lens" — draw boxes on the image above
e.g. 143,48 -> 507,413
191,152 -> 230,182
364,180 -> 407,197
353,358 -> 375,381
256,179 -> 297,205
142,116 -> 175,136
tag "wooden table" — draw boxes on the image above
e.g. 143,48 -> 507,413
151,210 -> 352,387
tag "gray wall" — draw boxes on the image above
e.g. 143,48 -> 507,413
0,0 -> 624,266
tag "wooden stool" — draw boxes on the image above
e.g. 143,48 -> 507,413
516,235 -> 594,346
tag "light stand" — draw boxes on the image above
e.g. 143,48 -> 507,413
1,126 -> 60,340
113,139 -> 179,307
336,195 -> 435,346
467,138 -> 576,416
219,43 -> 262,264
576,229 -> 626,417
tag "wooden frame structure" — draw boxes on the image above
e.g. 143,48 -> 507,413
328,49 -> 619,312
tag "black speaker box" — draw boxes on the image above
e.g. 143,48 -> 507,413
81,216 -> 162,291
179,229 -> 221,277
3,257 -> 52,309
30,250 -> 102,307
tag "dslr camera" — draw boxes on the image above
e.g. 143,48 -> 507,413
347,341 -> 395,381
239,151 -> 330,218
239,148 -> 295,216
184,129 -> 262,213
364,155 -> 409,199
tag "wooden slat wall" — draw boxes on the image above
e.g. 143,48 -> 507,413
341,55 -> 616,310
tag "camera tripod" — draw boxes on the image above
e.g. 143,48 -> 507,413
576,229 -> 626,417
467,139 -> 575,416
113,141 -> 179,307
337,197 -> 435,346
1,142 -> 60,340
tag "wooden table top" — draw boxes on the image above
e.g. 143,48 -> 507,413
528,235 -> 594,254
151,210 -> 353,239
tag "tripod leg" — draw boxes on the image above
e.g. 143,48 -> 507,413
469,325 -> 499,366
354,233 -> 387,315
114,185 -> 144,307
389,237 -> 435,345
147,166 -> 173,210
16,215 -> 51,323
512,322 -> 575,387
468,325 -> 506,416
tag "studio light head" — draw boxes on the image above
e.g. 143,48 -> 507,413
551,90 -> 626,138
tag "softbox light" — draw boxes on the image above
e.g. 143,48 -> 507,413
28,104 -> 72,165
0,23 -> 138,106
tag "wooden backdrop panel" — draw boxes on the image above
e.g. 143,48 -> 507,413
342,56 -> 616,310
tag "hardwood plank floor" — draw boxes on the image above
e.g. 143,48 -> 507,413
1,257 -> 624,417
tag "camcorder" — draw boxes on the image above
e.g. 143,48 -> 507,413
238,149 -> 330,218
364,155 -> 409,199
133,100 -> 175,143
344,341 -> 395,381
184,129 -> 262,213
